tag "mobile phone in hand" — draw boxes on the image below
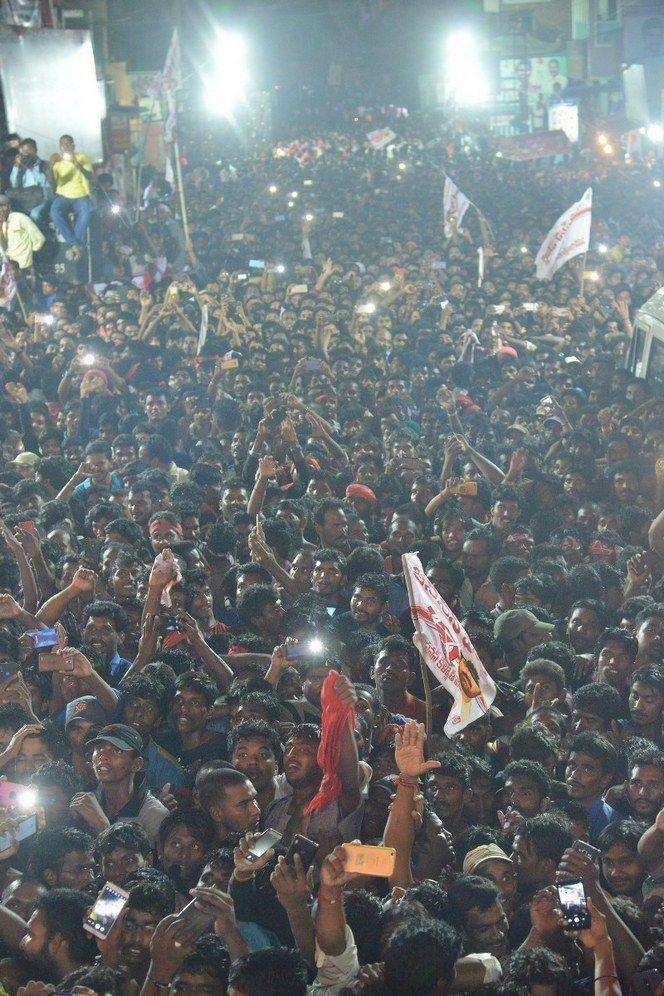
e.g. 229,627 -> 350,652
557,879 -> 591,930
83,882 -> 129,938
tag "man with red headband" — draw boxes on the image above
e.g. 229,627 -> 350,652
147,512 -> 184,555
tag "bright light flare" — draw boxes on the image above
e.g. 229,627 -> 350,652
268,184 -> 277,194
204,30 -> 248,118
110,203 -> 121,215
308,638 -> 325,655
444,31 -> 489,105
646,123 -> 663,143
602,143 -> 614,155
379,281 -> 391,291
597,133 -> 607,145
654,180 -> 662,189
598,243 -> 608,254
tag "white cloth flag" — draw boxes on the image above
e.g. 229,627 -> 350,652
535,187 -> 592,280
367,128 -> 397,150
477,246 -> 485,288
402,553 -> 496,736
443,176 -> 470,238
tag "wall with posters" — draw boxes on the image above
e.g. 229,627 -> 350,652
497,54 -> 569,111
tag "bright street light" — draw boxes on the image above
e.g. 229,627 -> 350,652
204,30 -> 248,118
646,123 -> 663,143
598,243 -> 608,254
444,31 -> 489,105
268,184 -> 277,194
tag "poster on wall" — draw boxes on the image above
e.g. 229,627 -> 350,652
498,54 -> 569,111
548,101 -> 579,143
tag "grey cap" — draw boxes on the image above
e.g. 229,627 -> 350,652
494,608 -> 554,645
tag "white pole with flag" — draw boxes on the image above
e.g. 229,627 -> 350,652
443,175 -> 470,238
535,187 -> 592,281
402,552 -> 497,737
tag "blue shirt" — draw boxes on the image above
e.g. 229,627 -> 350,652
143,739 -> 187,794
584,796 -> 619,840
10,161 -> 50,192
107,651 -> 132,683
73,472 -> 124,501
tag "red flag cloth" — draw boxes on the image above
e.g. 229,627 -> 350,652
303,669 -> 355,817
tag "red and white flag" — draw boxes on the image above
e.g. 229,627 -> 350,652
535,187 -> 592,280
443,176 -> 470,238
367,127 -> 397,150
0,261 -> 17,310
402,552 -> 496,736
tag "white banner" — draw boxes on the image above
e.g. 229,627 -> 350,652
443,176 -> 470,238
535,187 -> 592,280
366,128 -> 397,150
402,553 -> 496,736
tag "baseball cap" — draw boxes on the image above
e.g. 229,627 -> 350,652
89,723 -> 144,755
65,696 -> 109,730
494,608 -> 554,644
345,483 -> 378,505
11,452 -> 39,466
463,844 -> 513,876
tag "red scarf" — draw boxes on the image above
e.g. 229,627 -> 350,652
304,669 -> 355,817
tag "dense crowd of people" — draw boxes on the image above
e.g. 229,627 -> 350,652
0,108 -> 659,996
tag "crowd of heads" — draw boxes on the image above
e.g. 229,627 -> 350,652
0,107 -> 659,995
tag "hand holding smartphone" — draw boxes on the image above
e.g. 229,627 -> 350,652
557,879 -> 591,930
83,882 -> 129,938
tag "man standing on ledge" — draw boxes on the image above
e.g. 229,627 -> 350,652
49,134 -> 93,261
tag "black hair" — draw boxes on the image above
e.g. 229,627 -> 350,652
446,874 -> 500,931
105,518 -> 144,544
126,879 -> 175,919
518,813 -> 573,864
82,599 -> 129,633
372,633 -> 418,671
352,571 -> 389,604
502,759 -> 551,800
228,948 -> 308,996
196,767 -> 251,810
59,966 -> 128,996
38,889 -> 97,963
0,702 -> 32,730
428,752 -> 470,789
630,664 -> 664,696
28,827 -> 94,883
175,670 -> 218,707
30,759 -> 82,798
509,723 -> 558,766
383,918 -> 462,995
156,806 -> 217,852
341,889 -> 385,964
227,719 -> 283,763
566,731 -> 619,778
94,821 -> 153,860
593,626 -> 638,660
237,583 -> 280,630
122,673 -> 172,717
177,934 -> 230,987
526,641 -> 576,686
572,683 -> 624,723
505,948 -> 570,993
597,818 -> 647,855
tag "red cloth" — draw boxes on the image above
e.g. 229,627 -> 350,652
303,669 -> 355,817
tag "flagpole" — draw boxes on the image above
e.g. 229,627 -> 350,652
172,134 -> 196,266
419,651 -> 433,736
579,251 -> 587,298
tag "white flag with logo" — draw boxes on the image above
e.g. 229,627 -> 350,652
367,127 -> 397,150
402,553 -> 496,736
443,176 -> 470,238
535,187 -> 592,280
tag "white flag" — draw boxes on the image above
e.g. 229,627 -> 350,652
402,553 -> 496,736
477,246 -> 484,288
535,187 -> 592,280
366,127 -> 397,150
443,176 -> 470,238
150,28 -> 182,99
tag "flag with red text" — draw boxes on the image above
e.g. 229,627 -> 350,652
535,187 -> 592,280
443,176 -> 470,238
402,552 -> 496,736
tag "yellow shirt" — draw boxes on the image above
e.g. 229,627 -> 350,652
3,212 -> 45,269
52,153 -> 91,198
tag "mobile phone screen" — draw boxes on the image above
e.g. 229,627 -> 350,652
246,828 -> 282,862
84,882 -> 128,938
557,879 -> 590,929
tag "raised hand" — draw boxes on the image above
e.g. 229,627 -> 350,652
394,721 -> 441,781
